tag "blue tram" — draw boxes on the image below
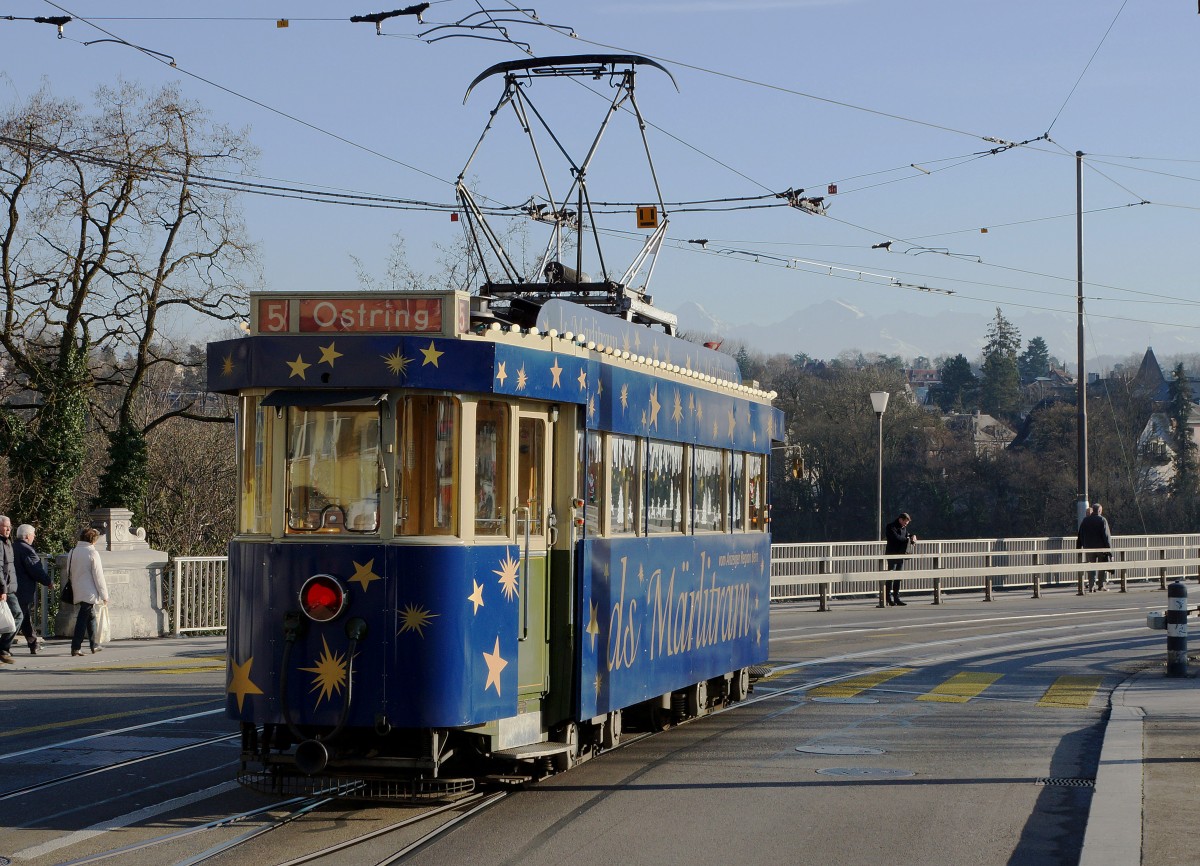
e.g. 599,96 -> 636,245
207,55 -> 784,797
208,289 -> 782,795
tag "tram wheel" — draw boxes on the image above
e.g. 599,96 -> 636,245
687,680 -> 708,718
553,721 -> 580,772
730,667 -> 750,702
602,709 -> 622,750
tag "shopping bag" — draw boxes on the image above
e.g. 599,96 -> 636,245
96,603 -> 112,645
60,578 -> 74,605
0,601 -> 14,635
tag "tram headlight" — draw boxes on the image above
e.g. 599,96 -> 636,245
299,574 -> 347,622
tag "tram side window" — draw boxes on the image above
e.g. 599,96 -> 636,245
398,396 -> 460,536
610,434 -> 640,535
239,396 -> 274,535
517,418 -> 545,535
692,446 -> 725,532
475,401 -> 510,536
578,430 -> 604,534
286,407 -> 381,534
748,454 -> 767,531
730,451 -> 745,531
646,440 -> 684,534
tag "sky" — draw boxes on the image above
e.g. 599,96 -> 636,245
2,1 -> 1198,367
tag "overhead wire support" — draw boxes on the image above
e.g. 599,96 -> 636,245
0,14 -> 71,36
350,4 -> 430,35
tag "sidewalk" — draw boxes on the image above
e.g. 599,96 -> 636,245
1080,659 -> 1200,866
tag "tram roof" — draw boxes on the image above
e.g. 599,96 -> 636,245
208,307 -> 783,452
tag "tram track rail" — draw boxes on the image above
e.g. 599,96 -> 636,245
0,731 -> 239,803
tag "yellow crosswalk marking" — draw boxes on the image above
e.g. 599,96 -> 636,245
1038,675 -> 1103,708
809,668 -> 913,698
916,671 -> 1002,703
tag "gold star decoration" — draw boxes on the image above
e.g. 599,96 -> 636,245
483,636 -> 508,696
586,600 -> 600,651
641,409 -> 647,427
516,364 -> 528,391
648,385 -> 661,430
228,657 -> 264,712
221,354 -> 234,376
587,394 -> 596,419
382,347 -> 411,377
494,554 -> 520,601
349,559 -> 381,591
672,390 -> 683,426
496,360 -> 508,386
318,342 -> 343,366
620,383 -> 629,412
420,341 -> 444,367
398,603 -> 438,638
299,637 -> 349,708
577,368 -> 587,390
596,378 -> 603,398
549,357 -> 563,388
594,672 -> 603,697
696,401 -> 704,423
468,579 -> 485,614
728,407 -> 737,440
286,354 -> 311,380
713,420 -> 720,439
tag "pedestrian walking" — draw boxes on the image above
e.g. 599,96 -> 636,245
13,524 -> 51,654
1076,502 -> 1113,592
67,528 -> 109,656
884,512 -> 917,606
0,515 -> 25,664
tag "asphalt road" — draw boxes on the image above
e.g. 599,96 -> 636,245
0,586 -> 1168,866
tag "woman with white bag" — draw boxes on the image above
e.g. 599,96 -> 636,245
67,528 -> 109,656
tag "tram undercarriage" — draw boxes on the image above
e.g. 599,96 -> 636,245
236,668 -> 753,801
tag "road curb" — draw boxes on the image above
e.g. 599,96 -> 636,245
1079,675 -> 1146,866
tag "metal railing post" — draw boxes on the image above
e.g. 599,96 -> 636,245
1119,550 -> 1128,592
173,558 -> 183,636
1032,553 -> 1042,599
818,559 -> 831,612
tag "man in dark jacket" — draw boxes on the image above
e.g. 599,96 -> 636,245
0,515 -> 24,663
1076,503 -> 1113,592
14,524 -> 51,654
884,512 -> 917,606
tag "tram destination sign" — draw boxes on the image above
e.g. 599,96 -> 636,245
251,291 -> 470,337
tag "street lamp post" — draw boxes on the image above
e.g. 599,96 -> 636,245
870,391 -> 890,542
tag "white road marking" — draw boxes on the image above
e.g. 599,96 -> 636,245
12,780 -> 239,861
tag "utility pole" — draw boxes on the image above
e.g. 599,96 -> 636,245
1076,151 -> 1089,526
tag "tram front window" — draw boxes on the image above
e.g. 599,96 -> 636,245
239,396 -> 274,535
398,396 -> 460,536
285,407 -> 381,533
475,401 -> 509,536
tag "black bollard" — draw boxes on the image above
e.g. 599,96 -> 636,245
1166,580 -> 1189,677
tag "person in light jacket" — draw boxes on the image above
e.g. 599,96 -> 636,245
68,528 -> 109,656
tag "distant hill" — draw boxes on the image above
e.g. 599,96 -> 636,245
672,298 -> 1184,372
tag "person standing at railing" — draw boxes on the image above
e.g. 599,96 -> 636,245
884,512 -> 917,606
1076,502 -> 1113,592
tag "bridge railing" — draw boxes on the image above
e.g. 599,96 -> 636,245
770,534 -> 1200,603
171,556 -> 228,635
110,535 -> 1200,636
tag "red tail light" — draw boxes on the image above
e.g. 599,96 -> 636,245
299,574 -> 346,622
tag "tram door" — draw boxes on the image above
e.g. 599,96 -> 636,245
515,409 -> 552,701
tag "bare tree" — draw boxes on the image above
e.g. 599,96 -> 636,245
0,81 -> 257,549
